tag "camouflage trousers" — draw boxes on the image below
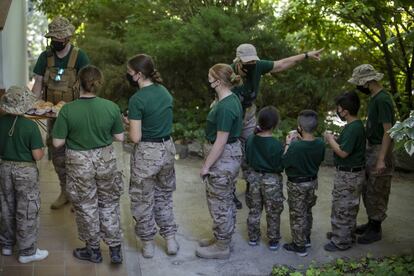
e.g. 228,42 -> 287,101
330,170 -> 364,249
287,180 -> 317,247
363,144 -> 394,222
47,118 -> 67,195
0,161 -> 40,256
246,171 -> 284,242
129,140 -> 177,241
204,141 -> 242,240
66,145 -> 123,248
232,105 -> 256,191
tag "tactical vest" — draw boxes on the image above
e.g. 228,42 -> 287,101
43,47 -> 79,104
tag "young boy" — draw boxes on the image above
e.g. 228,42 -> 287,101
282,110 -> 325,257
0,86 -> 48,263
245,106 -> 284,251
324,91 -> 366,251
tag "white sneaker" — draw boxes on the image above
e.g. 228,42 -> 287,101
18,248 -> 49,263
2,247 -> 12,256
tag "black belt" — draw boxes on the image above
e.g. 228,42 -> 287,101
208,138 -> 238,145
254,169 -> 282,174
336,166 -> 365,172
288,175 -> 317,183
141,136 -> 171,143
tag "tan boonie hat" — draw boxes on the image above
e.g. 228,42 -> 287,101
234,43 -> 260,63
0,86 -> 37,115
45,16 -> 75,39
348,64 -> 384,86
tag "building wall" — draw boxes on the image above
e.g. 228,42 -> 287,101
0,0 -> 27,90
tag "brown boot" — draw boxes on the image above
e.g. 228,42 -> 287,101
50,192 -> 69,209
142,240 -> 154,258
198,238 -> 216,247
195,239 -> 230,259
165,236 -> 179,255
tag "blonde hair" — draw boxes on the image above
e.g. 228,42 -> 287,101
209,63 -> 242,88
78,65 -> 103,94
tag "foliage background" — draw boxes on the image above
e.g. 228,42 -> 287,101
31,0 -> 414,142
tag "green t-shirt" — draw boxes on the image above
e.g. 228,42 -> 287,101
52,97 -> 124,150
282,138 -> 325,178
128,84 -> 173,139
366,89 -> 395,145
334,120 -> 366,167
33,45 -> 90,76
245,135 -> 284,173
231,59 -> 274,108
205,93 -> 243,142
0,115 -> 44,162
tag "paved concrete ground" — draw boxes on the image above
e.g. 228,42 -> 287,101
1,142 -> 413,276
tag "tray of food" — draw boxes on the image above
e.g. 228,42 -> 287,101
25,100 -> 66,119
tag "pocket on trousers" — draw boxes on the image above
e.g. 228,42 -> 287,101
143,147 -> 163,160
26,192 -> 40,220
113,171 -> 124,196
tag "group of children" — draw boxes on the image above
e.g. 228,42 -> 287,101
245,91 -> 365,256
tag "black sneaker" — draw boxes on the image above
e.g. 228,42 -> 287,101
110,245 -> 123,264
357,228 -> 382,244
233,193 -> 242,209
283,243 -> 308,257
324,241 -> 350,252
268,240 -> 280,251
73,247 -> 103,263
248,239 -> 259,246
355,221 -> 371,235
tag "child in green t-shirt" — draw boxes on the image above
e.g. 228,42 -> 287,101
245,106 -> 284,251
324,91 -> 366,251
282,110 -> 325,257
0,86 -> 48,263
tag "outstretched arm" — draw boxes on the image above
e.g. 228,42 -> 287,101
272,48 -> 324,73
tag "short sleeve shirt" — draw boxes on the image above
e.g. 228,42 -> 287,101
52,97 -> 124,150
205,93 -> 243,142
231,59 -> 274,107
245,135 -> 284,173
0,115 -> 44,162
33,46 -> 90,76
282,138 -> 325,178
128,84 -> 173,139
334,120 -> 366,167
366,89 -> 395,145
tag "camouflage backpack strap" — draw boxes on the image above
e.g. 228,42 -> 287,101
46,47 -> 55,67
67,47 -> 79,69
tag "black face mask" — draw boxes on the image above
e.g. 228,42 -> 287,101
336,110 -> 346,121
242,63 -> 256,74
126,73 -> 139,87
356,85 -> 371,95
51,40 -> 67,52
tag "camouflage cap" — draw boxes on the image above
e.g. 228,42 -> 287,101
45,16 -> 75,39
233,43 -> 260,63
348,64 -> 384,86
0,86 -> 37,115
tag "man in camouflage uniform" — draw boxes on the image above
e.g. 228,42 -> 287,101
0,86 -> 48,263
348,64 -> 395,244
32,16 -> 90,209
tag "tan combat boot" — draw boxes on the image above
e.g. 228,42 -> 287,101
195,239 -> 230,259
198,237 -> 216,247
165,235 -> 179,255
50,192 -> 69,209
142,240 -> 154,258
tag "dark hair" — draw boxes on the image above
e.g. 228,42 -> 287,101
298,109 -> 318,133
255,106 -> 280,134
78,65 -> 103,94
209,63 -> 243,88
127,54 -> 163,84
335,91 -> 360,116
